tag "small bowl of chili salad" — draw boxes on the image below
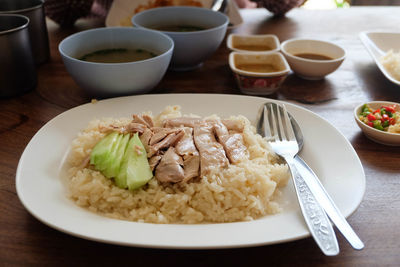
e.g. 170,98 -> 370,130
354,101 -> 400,146
229,52 -> 290,95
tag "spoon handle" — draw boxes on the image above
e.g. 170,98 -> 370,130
286,157 -> 339,256
294,155 -> 365,250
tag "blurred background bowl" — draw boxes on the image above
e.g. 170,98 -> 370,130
59,27 -> 173,97
281,38 -> 345,80
354,101 -> 400,146
132,6 -> 229,71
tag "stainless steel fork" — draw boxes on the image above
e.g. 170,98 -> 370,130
264,103 -> 339,256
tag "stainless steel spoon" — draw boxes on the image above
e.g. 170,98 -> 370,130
257,102 -> 364,251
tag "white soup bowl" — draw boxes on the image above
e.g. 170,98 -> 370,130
59,27 -> 174,97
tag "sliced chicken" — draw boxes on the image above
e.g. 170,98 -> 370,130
222,119 -> 244,132
149,128 -> 180,146
163,117 -> 202,128
175,128 -> 200,181
151,127 -> 165,134
148,155 -> 162,171
99,125 -> 120,134
164,117 -> 244,132
223,133 -> 247,163
132,114 -> 154,128
155,147 -> 185,183
125,122 -> 147,134
139,127 -> 153,153
142,114 -> 154,128
103,113 -> 248,184
182,154 -> 200,182
99,122 -> 147,134
214,122 -> 247,164
175,128 -> 198,156
193,123 -> 228,176
148,130 -> 185,157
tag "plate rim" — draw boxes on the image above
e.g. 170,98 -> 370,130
15,93 -> 366,249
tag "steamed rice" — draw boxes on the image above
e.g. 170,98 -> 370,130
66,106 -> 290,224
380,50 -> 400,81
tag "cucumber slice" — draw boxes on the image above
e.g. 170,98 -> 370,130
126,133 -> 153,190
90,132 -> 120,171
103,134 -> 130,179
90,131 -> 153,190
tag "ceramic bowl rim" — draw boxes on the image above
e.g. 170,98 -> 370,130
226,33 -> 280,53
131,6 -> 229,36
58,27 -> 174,66
354,100 -> 400,137
228,51 -> 291,77
281,38 -> 346,63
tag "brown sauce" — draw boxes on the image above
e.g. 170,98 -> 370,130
294,53 -> 333,60
237,63 -> 280,73
234,44 -> 273,51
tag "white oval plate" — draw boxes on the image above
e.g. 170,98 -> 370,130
359,31 -> 400,86
16,94 -> 365,249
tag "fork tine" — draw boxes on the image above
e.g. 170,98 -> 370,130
268,104 -> 279,141
281,104 -> 297,141
262,105 -> 271,139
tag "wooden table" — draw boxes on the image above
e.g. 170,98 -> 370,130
1,6 -> 399,266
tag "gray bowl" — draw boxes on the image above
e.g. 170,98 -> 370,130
59,27 -> 174,97
132,6 -> 229,71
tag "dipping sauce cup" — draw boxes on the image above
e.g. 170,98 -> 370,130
281,38 -> 345,80
229,52 -> 290,95
0,14 -> 37,97
227,34 -> 280,53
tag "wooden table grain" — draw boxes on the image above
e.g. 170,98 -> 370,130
1,6 -> 399,266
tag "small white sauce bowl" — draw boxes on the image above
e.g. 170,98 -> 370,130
227,34 -> 280,53
354,101 -> 400,146
281,38 -> 346,80
59,27 -> 174,97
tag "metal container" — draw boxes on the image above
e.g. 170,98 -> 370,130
0,0 -> 49,65
0,14 -> 37,97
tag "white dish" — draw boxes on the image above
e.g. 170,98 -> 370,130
16,94 -> 365,249
359,31 -> 400,86
131,6 -> 228,71
227,34 -> 280,53
280,38 -> 346,80
229,52 -> 290,95
354,100 -> 400,146
58,28 -> 174,97
105,0 -> 243,29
